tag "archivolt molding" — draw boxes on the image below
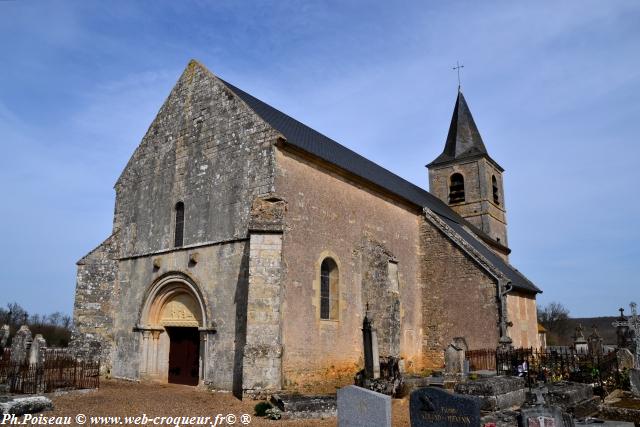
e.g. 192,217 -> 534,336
138,272 -> 209,329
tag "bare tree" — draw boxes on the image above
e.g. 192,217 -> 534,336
47,312 -> 63,327
4,302 -> 28,327
538,302 -> 571,345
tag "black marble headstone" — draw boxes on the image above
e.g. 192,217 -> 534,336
410,387 -> 481,427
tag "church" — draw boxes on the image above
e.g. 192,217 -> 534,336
72,60 -> 541,395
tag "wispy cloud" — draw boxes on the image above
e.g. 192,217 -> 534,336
0,1 -> 638,316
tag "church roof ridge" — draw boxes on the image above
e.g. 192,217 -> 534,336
428,90 -> 503,171
200,61 -> 538,294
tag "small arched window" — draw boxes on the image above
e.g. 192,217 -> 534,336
449,173 -> 465,204
492,175 -> 500,205
320,258 -> 339,320
174,202 -> 185,247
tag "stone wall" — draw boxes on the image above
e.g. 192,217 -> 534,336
419,215 -> 500,368
428,157 -> 508,251
274,147 -> 423,392
112,242 -> 248,389
74,60 -> 281,379
113,60 -> 279,258
507,291 -> 539,348
242,232 -> 283,394
72,233 -> 119,371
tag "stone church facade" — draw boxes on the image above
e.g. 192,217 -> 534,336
72,60 -> 541,394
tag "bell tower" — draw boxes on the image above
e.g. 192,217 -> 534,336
427,90 -> 509,249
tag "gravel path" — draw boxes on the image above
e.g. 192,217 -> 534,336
46,380 -> 411,426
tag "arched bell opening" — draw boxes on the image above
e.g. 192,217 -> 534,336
137,273 -> 211,386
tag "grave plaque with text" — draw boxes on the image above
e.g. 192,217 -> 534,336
410,387 -> 481,427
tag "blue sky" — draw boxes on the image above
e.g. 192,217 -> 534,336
1,1 -> 639,318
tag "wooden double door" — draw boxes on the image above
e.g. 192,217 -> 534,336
166,327 -> 200,386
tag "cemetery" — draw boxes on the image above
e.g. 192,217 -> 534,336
2,4 -> 638,426
1,297 -> 639,426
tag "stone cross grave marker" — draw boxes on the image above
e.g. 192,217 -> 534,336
612,302 -> 640,368
409,387 -> 481,427
337,385 -> 391,427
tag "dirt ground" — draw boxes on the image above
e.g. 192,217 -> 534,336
45,380 -> 412,426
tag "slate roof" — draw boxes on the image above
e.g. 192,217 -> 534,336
428,90 -> 503,171
220,78 -> 540,294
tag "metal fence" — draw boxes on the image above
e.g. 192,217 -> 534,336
0,350 -> 99,394
496,347 -> 621,392
466,349 -> 497,371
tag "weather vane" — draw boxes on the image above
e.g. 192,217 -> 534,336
452,60 -> 464,90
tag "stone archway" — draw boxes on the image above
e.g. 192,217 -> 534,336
137,274 -> 210,385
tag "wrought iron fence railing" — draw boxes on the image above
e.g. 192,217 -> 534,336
496,347 -> 622,394
0,349 -> 99,394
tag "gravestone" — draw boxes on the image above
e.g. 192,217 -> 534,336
612,303 -> 640,398
271,394 -> 337,420
518,406 -> 574,427
587,326 -> 603,356
630,369 -> 640,397
0,325 -> 9,349
455,376 -> 526,411
541,382 -> 598,419
612,302 -> 640,367
337,385 -> 391,427
617,348 -> 635,370
409,387 -> 481,427
444,337 -> 468,384
28,334 -> 47,365
572,325 -> 588,354
10,325 -> 32,364
518,383 -> 575,427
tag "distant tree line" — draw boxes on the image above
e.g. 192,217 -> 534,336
0,302 -> 73,348
537,301 -> 571,346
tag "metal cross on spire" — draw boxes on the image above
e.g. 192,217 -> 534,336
452,61 -> 464,90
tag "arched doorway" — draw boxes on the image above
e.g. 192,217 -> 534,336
138,274 -> 208,386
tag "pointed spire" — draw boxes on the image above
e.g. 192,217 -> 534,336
428,90 -> 502,171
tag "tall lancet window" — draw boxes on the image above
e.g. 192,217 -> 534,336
449,173 -> 465,203
492,175 -> 500,205
174,201 -> 185,247
320,258 -> 339,320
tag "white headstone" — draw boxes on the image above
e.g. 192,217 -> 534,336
28,334 -> 47,365
337,385 -> 391,427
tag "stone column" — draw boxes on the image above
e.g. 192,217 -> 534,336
199,328 -> 215,383
140,330 -> 150,374
242,231 -> 283,395
150,330 -> 162,375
